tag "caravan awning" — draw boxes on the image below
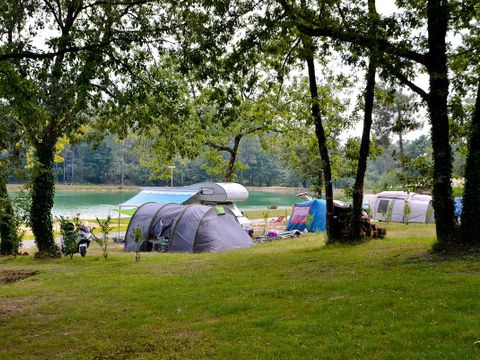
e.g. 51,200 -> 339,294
120,189 -> 199,208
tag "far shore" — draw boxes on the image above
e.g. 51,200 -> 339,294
7,183 -> 141,192
8,183 -> 309,193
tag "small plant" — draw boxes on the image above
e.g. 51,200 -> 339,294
94,216 -> 112,260
267,203 -> 278,209
283,209 -> 289,224
305,214 -> 315,228
366,204 -> 374,218
132,226 -> 143,261
403,202 -> 411,225
262,211 -> 270,235
385,203 -> 393,224
58,215 -> 80,259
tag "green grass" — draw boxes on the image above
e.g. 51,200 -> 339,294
1,224 -> 480,359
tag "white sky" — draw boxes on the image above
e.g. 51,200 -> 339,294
338,0 -> 430,142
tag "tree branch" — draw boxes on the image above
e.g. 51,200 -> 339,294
382,62 -> 429,101
277,0 -> 428,66
205,141 -> 234,154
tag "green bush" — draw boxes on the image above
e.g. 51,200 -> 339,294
133,227 -> 143,261
58,216 -> 80,259
94,216 -> 112,260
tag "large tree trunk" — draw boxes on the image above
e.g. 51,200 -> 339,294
458,81 -> 480,247
302,38 -> 335,242
31,136 -> 60,257
426,0 -> 456,248
224,135 -> 242,182
351,58 -> 376,241
0,172 -> 17,255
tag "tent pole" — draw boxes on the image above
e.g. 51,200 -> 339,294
118,205 -> 121,242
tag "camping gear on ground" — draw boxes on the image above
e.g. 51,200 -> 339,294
330,203 -> 386,240
255,230 -> 303,243
454,197 -> 463,224
365,191 -> 434,223
286,199 -> 385,240
60,223 -> 93,257
270,216 -> 285,224
124,203 -> 253,253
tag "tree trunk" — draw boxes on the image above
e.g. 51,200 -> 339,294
31,137 -> 60,257
426,0 -> 456,248
0,172 -> 17,255
120,140 -> 125,187
63,154 -> 66,183
398,131 -> 407,188
224,135 -> 242,182
302,37 -> 335,242
458,81 -> 480,247
351,58 -> 377,241
71,145 -> 75,184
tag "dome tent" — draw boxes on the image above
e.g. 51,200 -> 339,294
286,199 -> 327,232
124,202 -> 253,253
366,191 -> 434,223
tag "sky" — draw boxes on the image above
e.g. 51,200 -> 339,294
340,0 -> 431,142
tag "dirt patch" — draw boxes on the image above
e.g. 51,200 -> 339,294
0,301 -> 21,315
0,270 -> 38,283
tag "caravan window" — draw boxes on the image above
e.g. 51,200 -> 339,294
377,199 -> 390,214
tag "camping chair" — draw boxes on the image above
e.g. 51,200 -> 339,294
270,215 -> 285,224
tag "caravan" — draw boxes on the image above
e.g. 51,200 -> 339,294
119,182 -> 253,232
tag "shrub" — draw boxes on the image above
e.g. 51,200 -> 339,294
58,215 -> 80,259
133,227 -> 143,262
262,211 -> 270,235
0,180 -> 23,256
403,202 -> 412,225
94,216 -> 112,260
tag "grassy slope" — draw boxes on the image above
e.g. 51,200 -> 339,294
1,224 -> 480,359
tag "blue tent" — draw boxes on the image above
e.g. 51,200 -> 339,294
286,199 -> 326,232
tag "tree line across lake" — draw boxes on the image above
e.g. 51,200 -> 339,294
1,0 -> 479,257
7,133 -> 445,194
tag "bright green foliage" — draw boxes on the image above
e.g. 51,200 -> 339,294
111,55 -> 290,182
275,78 -> 351,197
0,0 -> 172,257
403,201 -> 412,225
94,216 -> 112,260
133,227 -> 143,262
0,174 -> 23,256
58,216 -> 80,259
305,214 -> 315,228
262,211 -> 270,235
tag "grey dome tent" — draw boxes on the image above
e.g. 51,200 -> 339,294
124,202 -> 253,253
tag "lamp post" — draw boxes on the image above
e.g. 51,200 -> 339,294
167,165 -> 176,187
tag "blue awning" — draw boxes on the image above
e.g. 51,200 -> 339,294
120,189 -> 198,207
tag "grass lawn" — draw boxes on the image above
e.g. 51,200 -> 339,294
1,223 -> 480,359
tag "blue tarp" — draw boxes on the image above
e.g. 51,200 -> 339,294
454,197 -> 463,218
286,199 -> 327,232
120,189 -> 198,207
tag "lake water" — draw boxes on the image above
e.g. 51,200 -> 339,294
46,190 -> 301,219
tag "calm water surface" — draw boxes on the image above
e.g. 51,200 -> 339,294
49,190 -> 301,219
